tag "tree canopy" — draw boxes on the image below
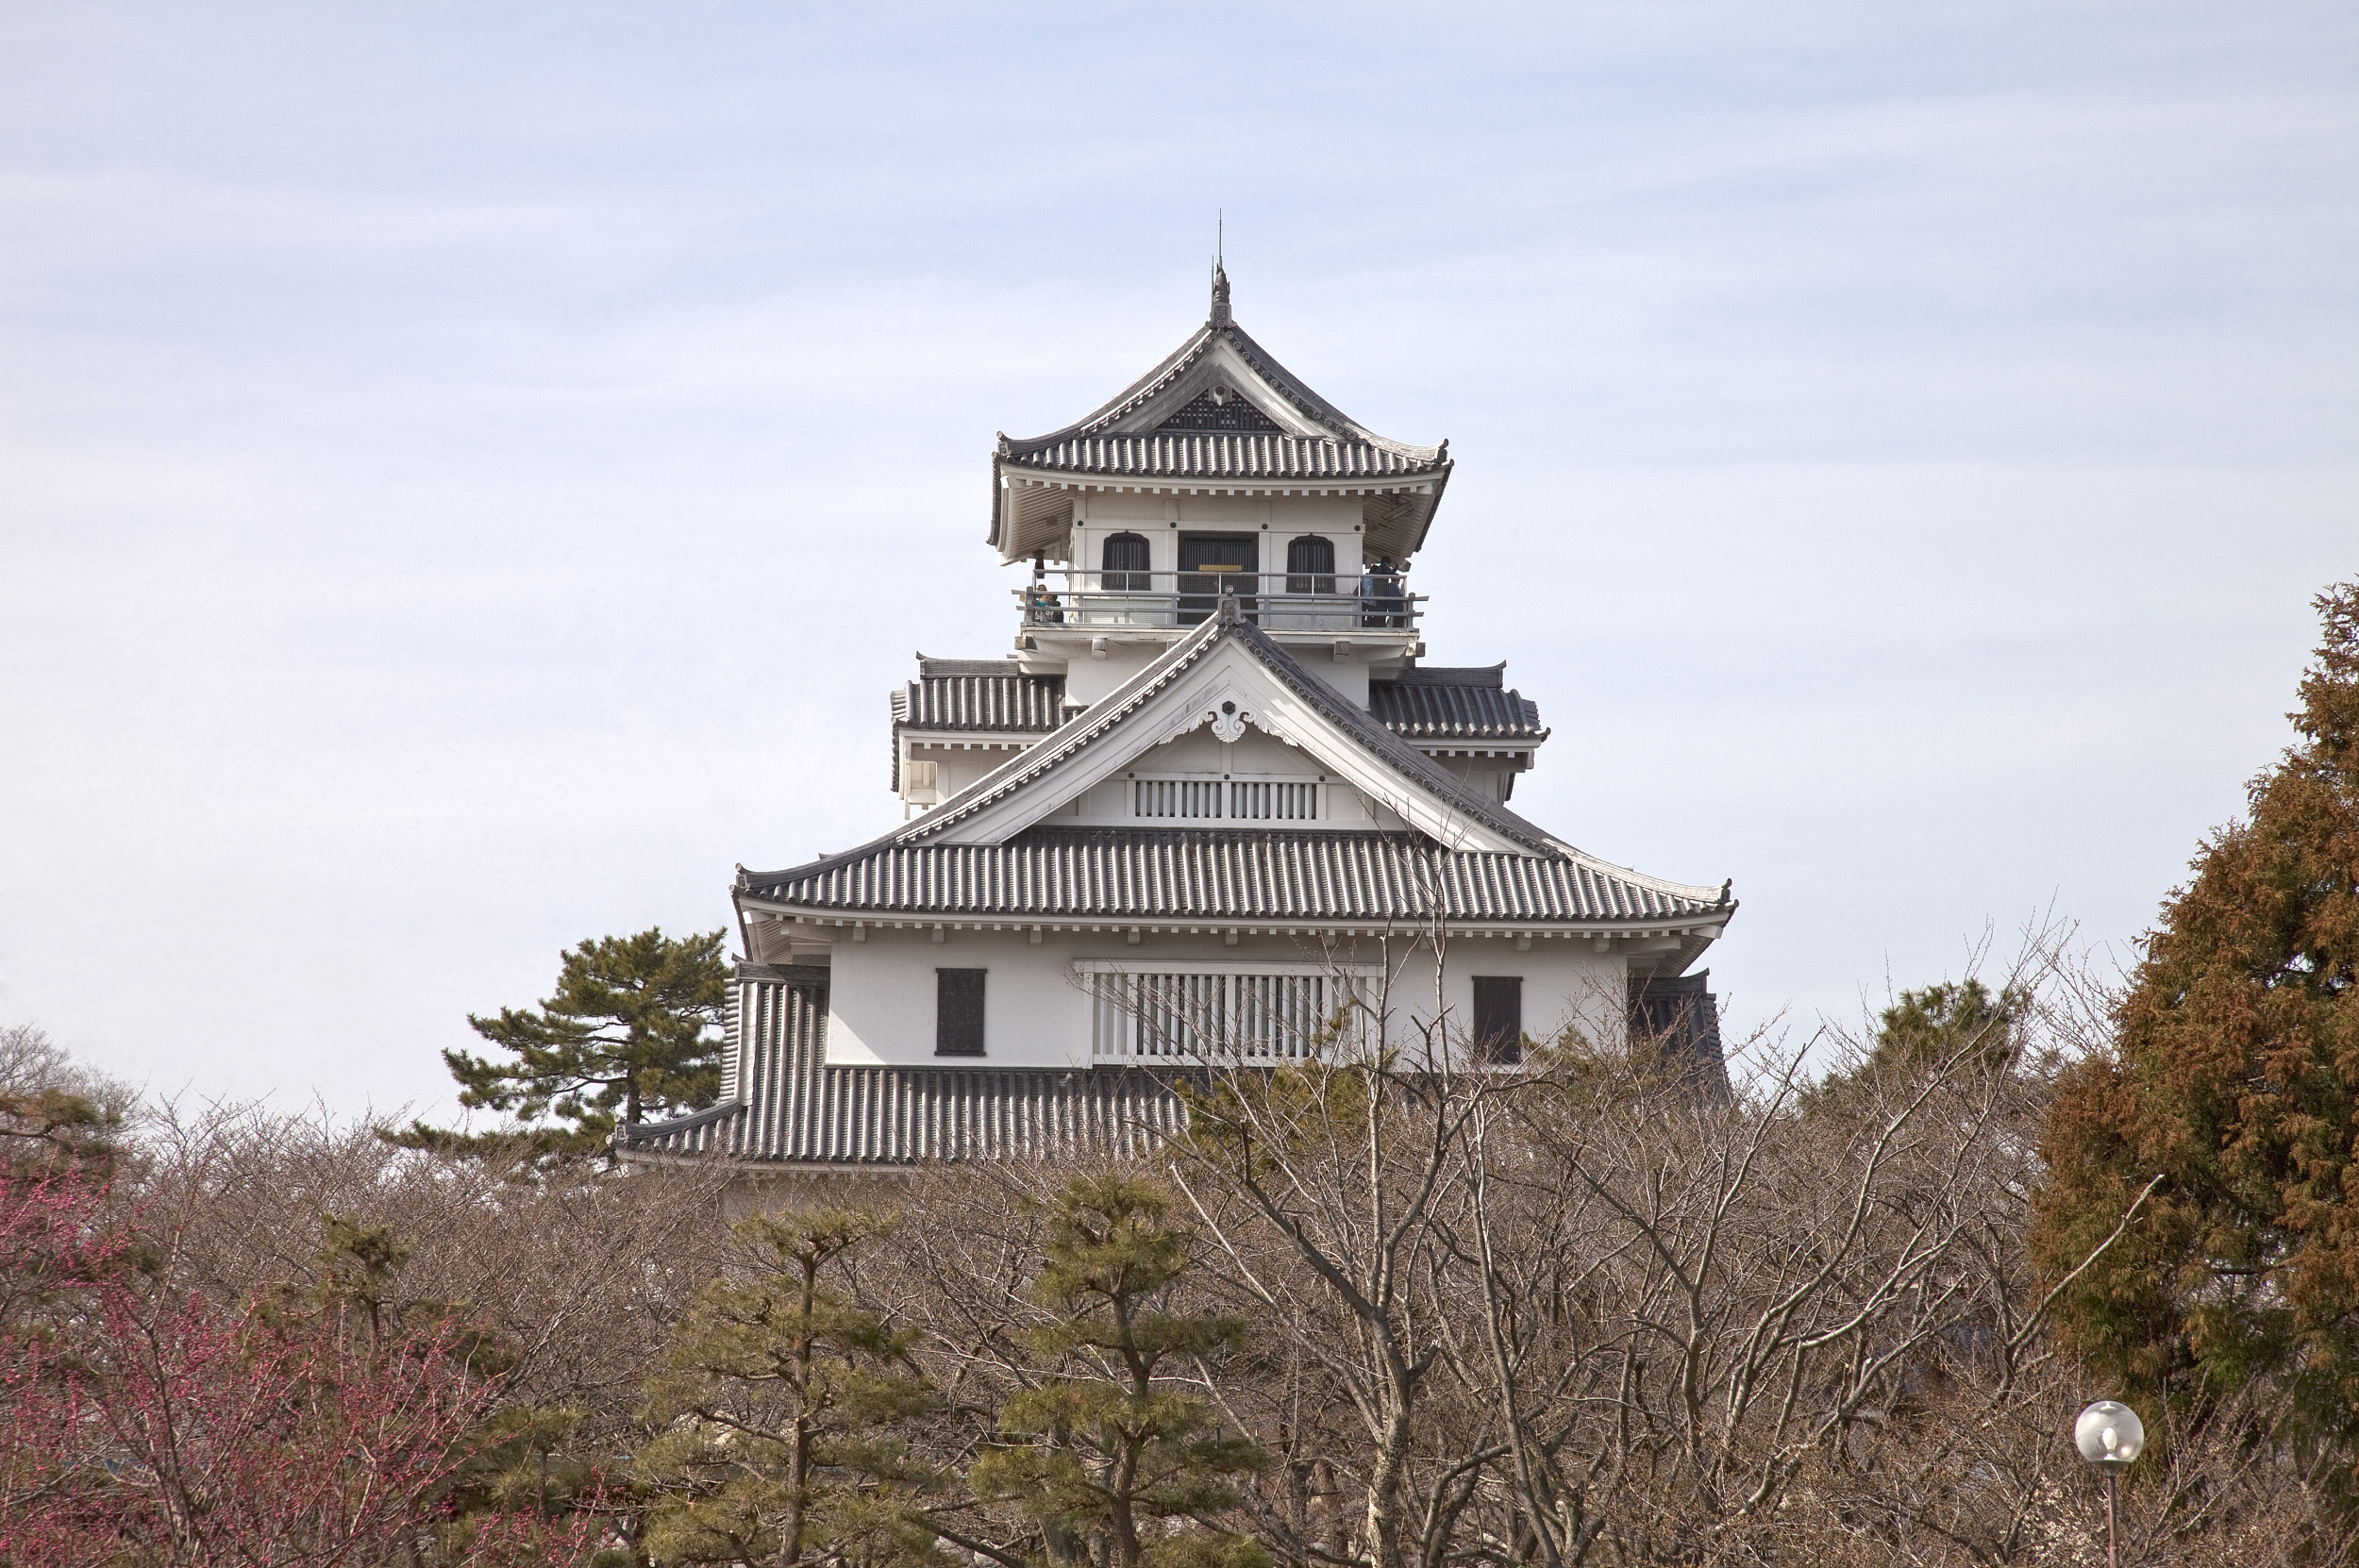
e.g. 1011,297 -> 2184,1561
2033,580 -> 2359,1465
392,926 -> 728,1161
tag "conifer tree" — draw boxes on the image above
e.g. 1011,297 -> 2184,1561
393,926 -> 728,1160
973,1175 -> 1265,1568
2033,581 -> 2359,1460
637,1207 -> 942,1568
1802,978 -> 2028,1117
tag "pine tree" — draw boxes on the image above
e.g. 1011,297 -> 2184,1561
2033,581 -> 2359,1460
1801,978 -> 2028,1118
637,1207 -> 942,1568
392,926 -> 728,1160
973,1175 -> 1265,1568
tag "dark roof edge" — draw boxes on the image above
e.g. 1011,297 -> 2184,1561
1376,663 -> 1507,689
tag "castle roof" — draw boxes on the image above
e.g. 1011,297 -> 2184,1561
748,608 -> 1728,936
991,267 -> 1452,563
1368,667 -> 1548,742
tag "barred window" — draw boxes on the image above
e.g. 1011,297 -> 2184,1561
1131,779 -> 1317,821
1285,535 -> 1335,594
1088,969 -> 1357,1062
1230,781 -> 1316,820
1101,532 -> 1150,592
1134,779 -> 1224,818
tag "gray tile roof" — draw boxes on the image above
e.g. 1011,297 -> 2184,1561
1368,677 -> 1547,742
1003,433 -> 1444,481
617,966 -> 1188,1166
989,299 -> 1449,554
742,826 -> 1724,923
894,661 -> 1066,732
887,613 -> 1577,857
778,611 -> 1729,926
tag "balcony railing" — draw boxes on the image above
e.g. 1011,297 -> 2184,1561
1017,570 -> 1420,634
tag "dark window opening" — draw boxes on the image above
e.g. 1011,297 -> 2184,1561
1285,535 -> 1335,595
1178,533 -> 1258,626
1628,972 -> 1729,1102
936,969 -> 986,1057
1472,976 -> 1523,1065
1101,532 -> 1150,592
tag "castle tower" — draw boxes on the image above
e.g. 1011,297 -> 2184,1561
621,274 -> 1735,1176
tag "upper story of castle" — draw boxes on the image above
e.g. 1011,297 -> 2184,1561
992,265 -> 1450,712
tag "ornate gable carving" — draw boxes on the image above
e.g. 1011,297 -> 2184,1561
1154,386 -> 1283,433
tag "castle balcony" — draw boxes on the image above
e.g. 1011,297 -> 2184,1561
1015,569 -> 1422,648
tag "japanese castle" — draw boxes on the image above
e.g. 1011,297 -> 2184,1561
620,268 -> 1736,1175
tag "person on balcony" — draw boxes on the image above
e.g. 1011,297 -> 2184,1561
1024,580 -> 1064,624
1363,558 -> 1404,628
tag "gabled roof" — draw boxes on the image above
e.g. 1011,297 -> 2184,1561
748,608 -> 1729,929
990,268 -> 1452,562
1369,668 -> 1548,742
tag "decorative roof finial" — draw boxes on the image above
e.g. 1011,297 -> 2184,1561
1211,212 -> 1231,327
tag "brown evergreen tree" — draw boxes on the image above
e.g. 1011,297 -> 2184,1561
2033,580 -> 2359,1465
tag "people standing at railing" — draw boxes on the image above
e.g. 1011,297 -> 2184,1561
1024,580 -> 1064,624
1362,558 -> 1404,627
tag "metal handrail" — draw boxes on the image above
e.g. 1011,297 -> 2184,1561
1016,570 -> 1418,632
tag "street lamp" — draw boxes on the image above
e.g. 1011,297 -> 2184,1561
2075,1399 -> 2146,1567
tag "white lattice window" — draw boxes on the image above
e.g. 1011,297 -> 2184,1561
1229,781 -> 1316,820
1079,960 -> 1369,1062
1130,778 -> 1318,822
1133,779 -> 1225,818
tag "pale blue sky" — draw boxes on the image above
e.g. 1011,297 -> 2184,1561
3,2 -> 2352,1119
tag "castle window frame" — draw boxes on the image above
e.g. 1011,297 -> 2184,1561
1471,976 -> 1524,1066
1101,532 -> 1151,592
1129,777 -> 1318,822
935,969 -> 987,1057
1285,535 -> 1336,594
1076,958 -> 1377,1064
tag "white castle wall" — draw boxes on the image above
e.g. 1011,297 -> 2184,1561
818,926 -> 1627,1071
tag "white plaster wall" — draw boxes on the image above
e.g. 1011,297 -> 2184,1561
825,927 -> 1089,1069
819,926 -> 1626,1070
1425,753 -> 1523,804
909,745 -> 1021,801
1411,943 -> 1629,1056
1063,644 -> 1161,708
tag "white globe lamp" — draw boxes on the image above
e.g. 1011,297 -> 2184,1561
2075,1399 -> 2144,1566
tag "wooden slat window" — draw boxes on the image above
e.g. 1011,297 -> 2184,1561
936,969 -> 986,1057
1472,976 -> 1523,1065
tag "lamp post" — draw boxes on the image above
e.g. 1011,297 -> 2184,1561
2074,1399 -> 2145,1567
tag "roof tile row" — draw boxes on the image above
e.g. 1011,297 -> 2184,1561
1007,433 -> 1443,480
1367,680 -> 1547,741
745,827 -> 1718,924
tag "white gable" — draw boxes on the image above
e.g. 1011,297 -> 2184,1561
922,637 -> 1531,854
